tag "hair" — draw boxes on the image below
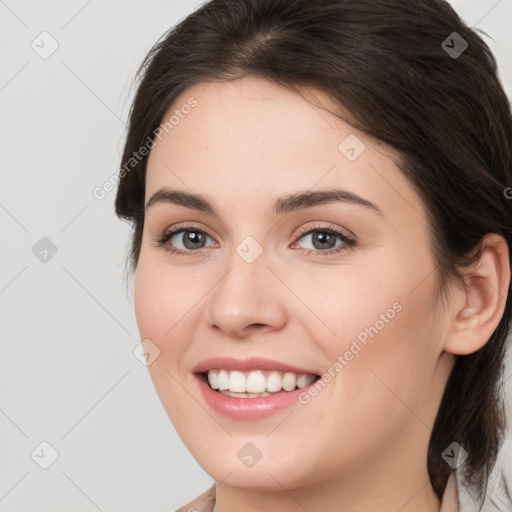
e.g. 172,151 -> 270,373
115,0 -> 512,505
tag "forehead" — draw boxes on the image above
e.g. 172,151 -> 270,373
144,76 -> 423,225
149,77 -> 352,164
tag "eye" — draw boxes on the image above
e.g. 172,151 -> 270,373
291,224 -> 356,256
156,224 -> 216,256
155,222 -> 356,257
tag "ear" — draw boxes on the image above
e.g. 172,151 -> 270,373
443,233 -> 511,356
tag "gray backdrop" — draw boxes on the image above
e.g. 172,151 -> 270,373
1,1 -> 511,511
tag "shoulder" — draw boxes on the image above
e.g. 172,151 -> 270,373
175,484 -> 216,512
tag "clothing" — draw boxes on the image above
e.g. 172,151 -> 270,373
175,484 -> 215,512
176,471 -> 460,511
440,471 -> 460,512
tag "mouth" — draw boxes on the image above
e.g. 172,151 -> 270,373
192,356 -> 322,419
198,369 -> 321,398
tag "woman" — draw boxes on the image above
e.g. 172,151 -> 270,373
115,0 -> 512,510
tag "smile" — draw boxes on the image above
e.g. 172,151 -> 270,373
205,369 -> 318,397
192,357 -> 321,419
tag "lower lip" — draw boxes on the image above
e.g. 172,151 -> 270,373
195,374 -> 316,420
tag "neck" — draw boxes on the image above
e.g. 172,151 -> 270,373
215,472 -> 441,512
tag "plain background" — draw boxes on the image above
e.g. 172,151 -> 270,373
1,1 -> 511,511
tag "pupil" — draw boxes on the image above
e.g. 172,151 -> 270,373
314,231 -> 335,250
184,231 -> 204,249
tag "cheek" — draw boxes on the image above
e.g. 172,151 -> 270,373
133,252 -> 196,342
134,262 -> 163,340
306,247 -> 441,412
133,258 -> 197,424
293,296 -> 440,478
133,253 -> 208,388
314,236 -> 440,355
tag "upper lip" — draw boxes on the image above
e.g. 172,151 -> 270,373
192,356 -> 319,375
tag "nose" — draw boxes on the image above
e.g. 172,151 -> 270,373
206,247 -> 287,338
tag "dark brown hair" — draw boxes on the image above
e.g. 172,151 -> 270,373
115,0 -> 512,505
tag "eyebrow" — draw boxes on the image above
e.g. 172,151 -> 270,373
145,187 -> 383,216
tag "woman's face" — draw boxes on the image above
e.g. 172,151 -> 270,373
135,77 -> 455,494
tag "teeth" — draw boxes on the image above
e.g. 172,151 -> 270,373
297,374 -> 315,388
206,369 -> 316,394
282,372 -> 297,391
218,370 -> 229,390
267,370 -> 283,392
246,370 -> 266,393
228,371 -> 246,392
222,390 -> 272,398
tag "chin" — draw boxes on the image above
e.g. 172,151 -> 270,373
185,435 -> 320,491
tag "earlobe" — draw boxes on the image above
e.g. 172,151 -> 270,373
444,233 -> 510,356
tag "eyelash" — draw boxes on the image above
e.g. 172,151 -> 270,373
155,223 -> 356,258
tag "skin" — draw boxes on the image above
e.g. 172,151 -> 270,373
134,76 -> 510,511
